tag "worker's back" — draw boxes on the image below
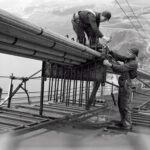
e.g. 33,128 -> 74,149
79,10 -> 100,27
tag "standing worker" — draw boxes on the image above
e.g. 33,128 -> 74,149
71,9 -> 111,47
103,48 -> 139,130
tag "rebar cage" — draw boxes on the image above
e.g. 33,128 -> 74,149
42,60 -> 107,107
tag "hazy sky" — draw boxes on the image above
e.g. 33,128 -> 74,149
0,0 -> 114,16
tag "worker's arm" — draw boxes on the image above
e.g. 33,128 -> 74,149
109,51 -> 127,62
111,61 -> 137,73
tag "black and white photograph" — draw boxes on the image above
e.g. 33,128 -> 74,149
0,0 -> 150,149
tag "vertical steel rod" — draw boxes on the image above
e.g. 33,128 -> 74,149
39,61 -> 45,116
67,68 -> 72,106
66,67 -> 70,106
50,69 -> 54,101
56,78 -> 59,102
85,64 -> 90,105
62,67 -> 66,103
47,64 -> 52,101
60,66 -> 64,102
73,68 -> 76,104
54,65 -> 58,103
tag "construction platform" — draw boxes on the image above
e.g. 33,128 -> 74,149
0,88 -> 150,135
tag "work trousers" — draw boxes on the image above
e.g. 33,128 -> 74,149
118,77 -> 132,128
71,17 -> 97,45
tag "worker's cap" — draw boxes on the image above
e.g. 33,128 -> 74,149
102,11 -> 111,21
128,48 -> 139,57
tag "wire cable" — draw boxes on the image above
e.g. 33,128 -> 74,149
124,0 -> 150,39
114,0 -> 146,42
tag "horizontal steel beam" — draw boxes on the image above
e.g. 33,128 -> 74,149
0,48 -> 76,66
0,42 -> 82,65
0,33 -> 88,62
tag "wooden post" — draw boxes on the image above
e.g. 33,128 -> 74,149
39,61 -> 45,116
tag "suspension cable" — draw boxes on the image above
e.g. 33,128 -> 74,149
124,0 -> 149,39
114,0 -> 146,42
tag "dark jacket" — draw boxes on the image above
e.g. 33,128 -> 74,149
78,10 -> 103,38
110,51 -> 138,79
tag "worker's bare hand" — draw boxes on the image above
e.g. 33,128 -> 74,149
103,59 -> 112,67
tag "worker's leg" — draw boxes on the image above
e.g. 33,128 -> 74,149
118,80 -> 132,129
118,88 -> 125,125
71,19 -> 86,44
85,27 -> 96,46
86,81 -> 101,110
85,27 -> 102,50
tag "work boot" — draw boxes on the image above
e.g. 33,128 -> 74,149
113,121 -> 132,131
115,122 -> 123,127
122,126 -> 133,131
111,120 -> 123,127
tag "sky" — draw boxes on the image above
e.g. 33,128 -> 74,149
0,0 -> 114,16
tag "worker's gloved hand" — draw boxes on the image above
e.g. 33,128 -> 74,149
103,59 -> 112,67
102,36 -> 111,42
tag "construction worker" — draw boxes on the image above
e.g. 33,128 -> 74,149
71,9 -> 111,47
103,48 -> 139,130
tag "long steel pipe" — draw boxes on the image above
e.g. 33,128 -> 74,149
0,9 -> 42,34
0,9 -> 101,59
0,23 -> 93,60
0,42 -> 80,65
0,49 -> 75,66
42,30 -> 101,56
0,33 -> 87,63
